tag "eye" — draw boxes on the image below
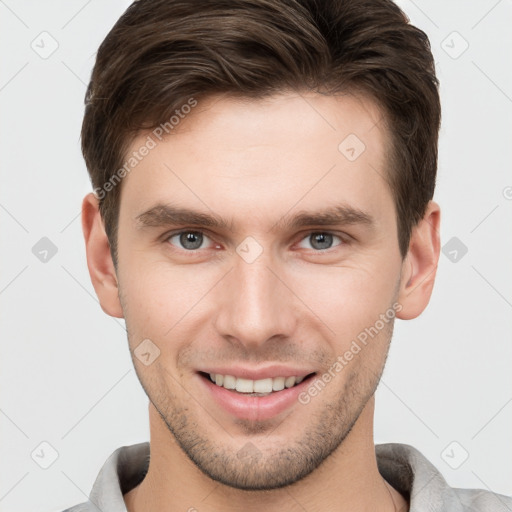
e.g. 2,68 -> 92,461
297,232 -> 344,251
166,230 -> 216,251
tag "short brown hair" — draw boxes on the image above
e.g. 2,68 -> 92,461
81,0 -> 441,265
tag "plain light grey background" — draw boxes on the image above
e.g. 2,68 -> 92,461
0,1 -> 511,511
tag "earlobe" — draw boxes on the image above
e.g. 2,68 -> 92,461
82,193 -> 124,318
396,201 -> 441,320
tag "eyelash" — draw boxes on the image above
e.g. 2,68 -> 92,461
163,229 -> 348,254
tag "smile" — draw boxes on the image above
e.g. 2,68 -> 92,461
206,373 -> 312,396
197,371 -> 317,421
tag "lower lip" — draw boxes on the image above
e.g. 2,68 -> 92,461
197,372 -> 315,421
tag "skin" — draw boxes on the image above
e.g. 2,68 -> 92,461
82,91 -> 440,512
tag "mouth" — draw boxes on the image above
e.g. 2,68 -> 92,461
198,371 -> 317,397
195,366 -> 319,421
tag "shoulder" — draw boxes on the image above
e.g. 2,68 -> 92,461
376,443 -> 512,511
58,442 -> 150,512
58,504 -> 96,512
451,487 -> 512,511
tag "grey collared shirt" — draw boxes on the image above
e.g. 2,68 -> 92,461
62,442 -> 512,512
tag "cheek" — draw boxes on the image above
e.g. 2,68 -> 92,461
288,263 -> 398,343
119,260 -> 218,340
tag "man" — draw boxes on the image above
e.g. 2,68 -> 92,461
64,0 -> 512,511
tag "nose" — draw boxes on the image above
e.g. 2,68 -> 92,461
213,248 -> 298,351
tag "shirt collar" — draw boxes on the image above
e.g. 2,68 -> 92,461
85,442 -> 464,512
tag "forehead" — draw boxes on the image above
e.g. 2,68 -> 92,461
118,91 -> 393,231
160,91 -> 387,157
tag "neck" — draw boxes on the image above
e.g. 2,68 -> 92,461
124,398 -> 408,512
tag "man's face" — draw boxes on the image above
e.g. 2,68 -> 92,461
115,92 -> 404,489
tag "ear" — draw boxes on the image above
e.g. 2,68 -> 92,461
82,192 -> 124,318
396,200 -> 441,320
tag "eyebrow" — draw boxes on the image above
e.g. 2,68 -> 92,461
135,203 -> 375,233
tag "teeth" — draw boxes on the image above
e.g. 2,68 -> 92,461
207,373 -> 309,393
253,378 -> 273,393
272,377 -> 285,391
284,376 -> 296,388
235,377 -> 254,393
223,374 -> 236,389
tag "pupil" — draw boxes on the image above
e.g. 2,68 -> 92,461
181,232 -> 202,250
311,233 -> 332,250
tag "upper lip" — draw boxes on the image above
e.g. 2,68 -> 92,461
197,365 -> 316,381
